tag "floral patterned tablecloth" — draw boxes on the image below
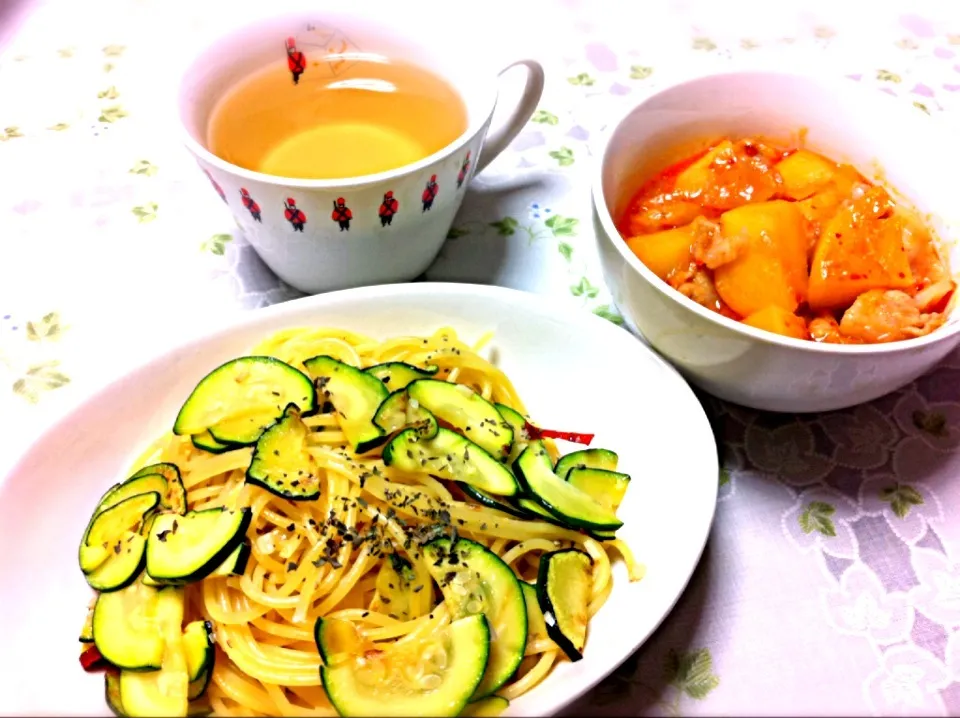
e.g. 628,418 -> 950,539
4,0 -> 960,714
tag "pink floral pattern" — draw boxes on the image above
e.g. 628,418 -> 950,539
893,392 -> 960,452
744,422 -> 833,487
910,549 -> 960,629
822,562 -> 913,644
863,645 -> 950,716
859,476 -> 944,545
820,405 -> 899,470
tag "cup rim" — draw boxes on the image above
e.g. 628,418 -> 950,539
591,66 -> 960,357
176,12 -> 499,190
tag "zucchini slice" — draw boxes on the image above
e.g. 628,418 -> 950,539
173,356 -> 317,446
105,673 -> 126,717
495,403 -> 529,464
209,540 -> 251,577
406,379 -> 514,458
364,361 -> 439,390
457,482 -> 529,519
514,497 -> 564,527
424,538 -> 526,699
554,448 -> 619,480
520,582 -> 550,647
183,621 -> 214,682
92,582 -> 166,671
566,467 -> 630,513
191,430 -> 234,455
120,667 -> 189,717
383,427 -> 519,496
79,605 -> 95,643
374,552 -> 432,621
315,617 -> 372,665
80,491 -> 159,581
146,507 -> 251,582
303,355 -> 390,453
246,403 -> 321,500
463,696 -> 510,717
129,463 -> 188,515
513,442 -> 622,531
373,389 -> 439,438
183,620 -> 215,700
536,549 -> 593,662
319,613 -> 490,717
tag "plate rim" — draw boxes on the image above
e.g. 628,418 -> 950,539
0,281 -> 719,716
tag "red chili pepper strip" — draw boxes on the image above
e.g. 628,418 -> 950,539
523,421 -> 595,446
80,645 -> 108,672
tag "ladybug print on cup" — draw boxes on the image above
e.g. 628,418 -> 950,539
240,188 -> 262,222
457,151 -> 471,189
378,191 -> 399,226
203,169 -> 227,203
285,37 -> 306,85
331,197 -> 353,231
284,197 -> 307,231
422,174 -> 439,212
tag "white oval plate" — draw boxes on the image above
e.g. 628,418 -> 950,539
0,283 -> 718,717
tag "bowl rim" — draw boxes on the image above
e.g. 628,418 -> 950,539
591,66 -> 960,356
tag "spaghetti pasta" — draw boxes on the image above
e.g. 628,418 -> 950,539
81,326 -> 644,717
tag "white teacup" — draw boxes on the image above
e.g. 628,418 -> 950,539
177,10 -> 544,294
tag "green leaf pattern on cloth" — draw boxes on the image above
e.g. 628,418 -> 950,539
548,146 -> 575,166
201,233 -> 233,256
880,483 -> 925,519
132,203 -> 158,223
799,501 -> 837,536
531,109 -> 559,125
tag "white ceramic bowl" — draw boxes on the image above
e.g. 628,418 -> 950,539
592,70 -> 960,413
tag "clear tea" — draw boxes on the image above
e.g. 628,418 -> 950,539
207,54 -> 468,180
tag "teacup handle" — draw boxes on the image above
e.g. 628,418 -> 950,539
476,59 -> 546,174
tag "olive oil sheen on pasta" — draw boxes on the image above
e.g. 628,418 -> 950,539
206,56 -> 468,180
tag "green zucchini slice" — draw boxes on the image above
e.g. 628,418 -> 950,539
129,463 -> 188,515
554,448 -> 619,480
146,507 -> 251,582
383,427 -> 518,496
567,467 -> 630,512
463,696 -> 510,716
191,430 -> 234,455
79,605 -> 95,643
457,482 -> 529,519
424,538 -> 526,699
105,673 -> 126,717
246,404 -> 321,500
514,497 -> 564,527
513,442 -> 622,531
173,356 -> 317,446
120,667 -> 189,717
406,379 -> 513,458
364,361 -> 438,389
92,582 -> 166,671
373,389 -> 439,438
209,540 -> 251,577
319,613 -> 490,717
520,582 -> 550,647
183,620 -> 214,682
374,552 -> 432,622
183,619 -> 215,701
495,403 -> 529,464
80,491 -> 160,585
303,354 -> 390,453
536,549 -> 593,662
